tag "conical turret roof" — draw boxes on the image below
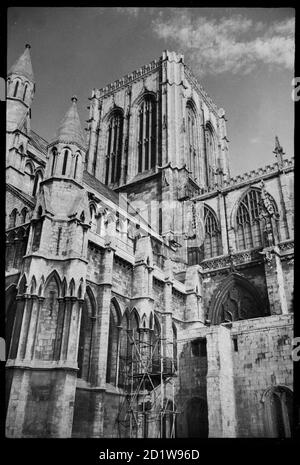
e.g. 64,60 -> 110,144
54,96 -> 86,149
8,44 -> 34,81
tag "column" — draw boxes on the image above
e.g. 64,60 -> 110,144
206,325 -> 237,437
262,246 -> 288,315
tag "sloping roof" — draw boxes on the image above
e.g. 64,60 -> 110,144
30,130 -> 48,154
83,171 -> 120,205
8,44 -> 34,81
52,97 -> 86,148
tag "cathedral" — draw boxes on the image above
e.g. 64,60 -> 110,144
5,45 -> 294,438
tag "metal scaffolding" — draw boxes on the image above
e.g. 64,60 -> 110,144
116,329 -> 179,438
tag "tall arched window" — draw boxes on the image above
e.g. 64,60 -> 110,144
20,207 -> 28,224
151,315 -> 161,373
236,189 -> 278,250
263,386 -> 293,437
118,311 -> 130,388
106,301 -> 121,384
32,171 -> 43,197
186,103 -> 198,180
172,323 -> 178,371
105,111 -> 124,185
32,206 -> 43,252
77,288 -> 95,382
138,95 -> 156,173
204,206 -> 222,259
51,148 -> 57,176
205,125 -> 217,188
9,209 -> 18,228
13,80 -> 19,98
5,285 -> 18,362
62,149 -> 69,175
74,153 -> 80,179
130,310 -> 140,376
23,84 -> 28,101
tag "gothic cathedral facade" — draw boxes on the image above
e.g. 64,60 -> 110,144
5,46 -> 294,438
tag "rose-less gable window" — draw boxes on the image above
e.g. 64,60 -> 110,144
105,111 -> 124,185
137,95 -> 156,173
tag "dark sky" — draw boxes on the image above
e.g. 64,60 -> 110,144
7,7 -> 294,176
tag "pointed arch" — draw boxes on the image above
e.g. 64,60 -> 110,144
118,308 -> 130,388
44,270 -> 62,298
17,274 -> 28,295
106,297 -> 122,384
137,93 -> 157,173
62,278 -> 67,297
38,275 -> 45,297
20,207 -> 28,224
36,270 -> 60,361
77,286 -> 97,381
5,284 -> 19,361
25,160 -> 34,175
207,272 -> 266,325
172,322 -> 178,371
233,186 -> 279,250
203,204 -> 222,259
32,169 -> 43,197
104,108 -> 124,185
205,121 -> 218,188
9,208 -> 18,228
74,151 -> 81,179
69,278 -> 75,297
29,275 -> 37,294
23,83 -> 28,101
149,312 -> 153,330
13,79 -> 20,97
77,278 -> 84,299
186,99 -> 199,180
50,147 -> 58,176
62,148 -> 70,175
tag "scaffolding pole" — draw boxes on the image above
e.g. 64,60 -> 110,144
116,330 -> 180,438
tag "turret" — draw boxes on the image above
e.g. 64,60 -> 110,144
7,44 -> 35,131
46,96 -> 86,183
6,44 -> 35,190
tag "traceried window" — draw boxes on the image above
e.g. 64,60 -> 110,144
204,206 -> 222,259
186,103 -> 198,180
106,300 -> 120,385
236,189 -> 278,250
138,95 -> 156,173
105,111 -> 124,185
205,125 -> 217,188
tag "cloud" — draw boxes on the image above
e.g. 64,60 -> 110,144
115,7 -> 140,17
152,12 -> 295,76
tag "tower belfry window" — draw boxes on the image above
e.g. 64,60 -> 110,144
186,103 -> 198,179
62,150 -> 69,175
23,84 -> 28,101
105,111 -> 123,185
13,81 -> 19,98
138,96 -> 156,173
51,148 -> 57,176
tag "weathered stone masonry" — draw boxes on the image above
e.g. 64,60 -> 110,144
5,46 -> 294,438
